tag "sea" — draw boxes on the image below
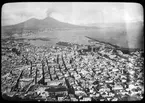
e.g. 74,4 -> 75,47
21,23 -> 143,50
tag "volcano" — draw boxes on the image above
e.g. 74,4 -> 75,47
1,16 -> 87,36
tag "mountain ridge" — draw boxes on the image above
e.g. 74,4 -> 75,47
2,16 -> 91,36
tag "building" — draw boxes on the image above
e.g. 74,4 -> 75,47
45,85 -> 68,98
44,79 -> 69,99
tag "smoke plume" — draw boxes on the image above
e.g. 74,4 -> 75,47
46,8 -> 56,17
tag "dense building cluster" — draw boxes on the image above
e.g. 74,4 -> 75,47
1,39 -> 144,101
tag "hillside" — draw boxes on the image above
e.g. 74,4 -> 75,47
1,16 -> 88,36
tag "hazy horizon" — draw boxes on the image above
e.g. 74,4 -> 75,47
2,2 -> 144,26
1,2 -> 144,49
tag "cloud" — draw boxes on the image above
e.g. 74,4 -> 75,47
2,3 -> 49,25
2,2 -> 143,26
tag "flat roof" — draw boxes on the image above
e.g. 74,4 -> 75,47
45,86 -> 68,92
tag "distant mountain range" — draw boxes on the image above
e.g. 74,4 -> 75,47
1,16 -> 90,36
2,15 -> 143,37
1,17 -> 144,50
81,21 -> 144,28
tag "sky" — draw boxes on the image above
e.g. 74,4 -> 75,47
1,2 -> 144,26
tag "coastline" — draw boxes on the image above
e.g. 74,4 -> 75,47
85,36 -> 144,52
